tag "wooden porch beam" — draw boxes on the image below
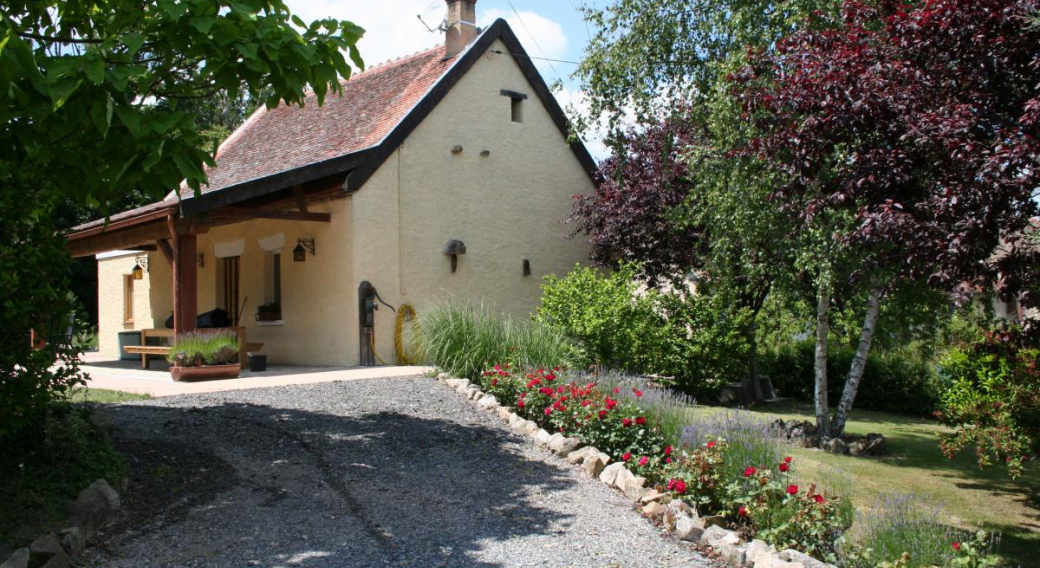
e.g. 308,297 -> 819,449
293,184 -> 308,213
156,239 -> 174,264
67,221 -> 171,257
172,233 -> 197,335
214,206 -> 331,223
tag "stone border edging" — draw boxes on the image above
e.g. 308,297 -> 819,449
436,372 -> 838,568
1,478 -> 122,568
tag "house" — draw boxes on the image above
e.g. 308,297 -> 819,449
67,1 -> 596,367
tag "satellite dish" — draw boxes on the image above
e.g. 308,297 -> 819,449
417,0 -> 446,32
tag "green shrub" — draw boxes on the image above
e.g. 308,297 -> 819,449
843,494 -> 963,568
167,329 -> 241,366
538,264 -> 751,397
413,302 -> 582,379
761,340 -> 940,416
537,264 -> 665,373
0,403 -> 125,546
936,326 -> 1040,478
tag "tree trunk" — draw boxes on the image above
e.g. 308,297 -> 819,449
814,286 -> 831,439
831,288 -> 882,437
747,318 -> 764,402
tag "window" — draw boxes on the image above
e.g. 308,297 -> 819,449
217,256 -> 240,324
511,98 -> 524,123
264,252 -> 281,307
500,89 -> 528,123
123,275 -> 134,324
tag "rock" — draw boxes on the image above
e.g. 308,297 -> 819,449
582,455 -> 608,477
822,437 -> 848,455
675,515 -> 704,542
523,421 -> 539,435
67,479 -> 120,530
466,387 -> 482,400
747,539 -> 777,565
599,462 -> 627,485
88,408 -> 116,435
511,419 -> 533,433
803,435 -> 819,448
640,490 -> 666,504
436,372 -> 449,381
545,433 -> 564,448
447,378 -> 470,389
534,429 -> 551,445
779,549 -> 831,568
623,475 -> 648,500
849,433 -> 886,456
478,395 -> 499,409
40,550 -> 70,568
702,514 -> 728,528
720,543 -> 748,567
663,499 -> 694,531
498,406 -> 512,421
0,549 -> 29,568
507,413 -> 522,426
700,524 -> 740,549
549,436 -> 582,456
612,465 -> 636,490
642,501 -> 666,520
30,533 -> 64,556
60,527 -> 86,557
566,446 -> 601,465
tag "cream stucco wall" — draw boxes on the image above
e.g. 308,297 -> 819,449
350,39 -> 593,365
95,38 -> 591,367
97,252 -> 165,358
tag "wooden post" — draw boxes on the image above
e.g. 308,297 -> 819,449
173,233 -> 198,335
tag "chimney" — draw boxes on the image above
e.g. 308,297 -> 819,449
445,0 -> 478,58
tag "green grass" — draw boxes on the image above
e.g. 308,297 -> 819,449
687,401 -> 1039,567
68,388 -> 150,404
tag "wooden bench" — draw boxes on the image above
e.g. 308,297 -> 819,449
124,328 -> 261,370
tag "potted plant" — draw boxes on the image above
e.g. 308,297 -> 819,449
166,329 -> 241,381
256,302 -> 281,322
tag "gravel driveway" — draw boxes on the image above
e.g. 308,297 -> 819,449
87,375 -> 715,568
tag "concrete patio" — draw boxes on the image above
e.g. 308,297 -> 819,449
78,352 -> 430,397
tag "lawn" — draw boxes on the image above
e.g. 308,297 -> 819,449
688,401 -> 1038,567
69,387 -> 151,404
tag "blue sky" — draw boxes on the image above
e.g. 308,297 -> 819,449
283,0 -> 610,159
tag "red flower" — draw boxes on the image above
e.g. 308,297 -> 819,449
491,378 -> 498,387
635,416 -> 647,425
544,407 -> 552,415
813,494 -> 826,504
605,398 -> 618,410
707,441 -> 716,449
633,389 -> 643,397
613,386 -> 620,394
664,446 -> 672,456
784,456 -> 792,464
539,387 -> 554,396
744,466 -> 757,477
598,410 -> 609,419
778,462 -> 790,472
517,400 -> 525,409
545,372 -> 556,381
623,418 -> 633,427
639,456 -> 649,466
667,479 -> 687,494
952,542 -> 961,552
786,485 -> 798,495
665,457 -> 672,463
622,452 -> 632,461
738,505 -> 748,517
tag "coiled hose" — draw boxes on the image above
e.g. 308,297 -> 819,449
369,303 -> 418,365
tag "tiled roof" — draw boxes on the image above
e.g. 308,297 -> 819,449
191,44 -> 455,196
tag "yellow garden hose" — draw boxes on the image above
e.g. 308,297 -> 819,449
394,303 -> 418,365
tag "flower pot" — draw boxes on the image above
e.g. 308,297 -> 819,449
255,311 -> 281,322
170,363 -> 241,381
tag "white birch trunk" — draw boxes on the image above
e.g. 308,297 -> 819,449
831,288 -> 882,437
814,287 -> 831,440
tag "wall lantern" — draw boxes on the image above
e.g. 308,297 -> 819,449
443,239 -> 466,273
293,238 -> 315,262
131,255 -> 148,280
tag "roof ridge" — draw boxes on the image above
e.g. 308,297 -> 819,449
347,42 -> 445,81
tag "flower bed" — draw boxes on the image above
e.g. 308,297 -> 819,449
466,364 -> 999,568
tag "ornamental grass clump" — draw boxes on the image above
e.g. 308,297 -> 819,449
844,494 -> 976,568
167,329 -> 240,367
413,301 -> 582,379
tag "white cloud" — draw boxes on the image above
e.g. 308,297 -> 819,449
479,9 -> 568,62
284,0 -> 446,69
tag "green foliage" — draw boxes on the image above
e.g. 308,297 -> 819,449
762,340 -> 940,416
167,329 -> 241,367
0,403 -> 125,546
537,264 -> 664,373
0,0 -> 366,210
413,302 -> 583,380
936,326 -> 1040,479
680,409 -> 784,488
0,169 -> 85,443
537,265 -> 751,396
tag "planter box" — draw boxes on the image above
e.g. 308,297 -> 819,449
170,363 -> 241,381
256,312 -> 282,322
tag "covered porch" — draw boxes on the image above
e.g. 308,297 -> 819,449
68,163 -> 364,367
